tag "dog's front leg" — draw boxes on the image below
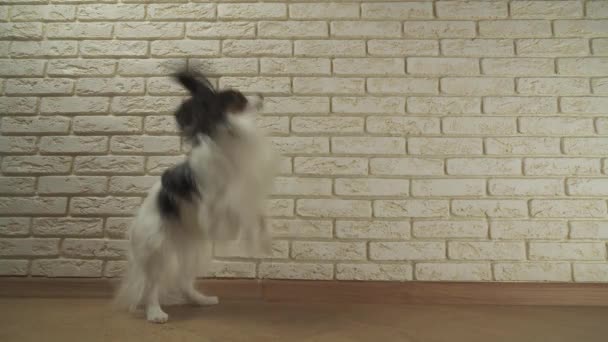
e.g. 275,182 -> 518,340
145,283 -> 168,323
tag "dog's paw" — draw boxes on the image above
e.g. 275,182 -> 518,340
192,295 -> 219,306
146,308 -> 169,324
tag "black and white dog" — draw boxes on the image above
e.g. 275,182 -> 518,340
115,71 -> 278,323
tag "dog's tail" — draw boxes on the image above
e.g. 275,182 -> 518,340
112,252 -> 146,312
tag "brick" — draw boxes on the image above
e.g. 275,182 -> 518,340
413,220 -> 487,238
266,219 -> 332,239
437,1 -> 507,18
0,218 -> 30,236
555,20 -> 608,37
558,58 -> 608,75
0,22 -> 42,39
570,221 -> 608,239
292,241 -> 365,261
370,242 -> 445,261
109,176 -> 157,195
31,259 -> 102,277
295,40 -> 365,57
0,97 -> 38,114
0,137 -> 37,154
261,58 -> 329,76
2,156 -> 71,174
73,116 -> 141,134
408,97 -> 481,114
258,21 -> 327,38
70,197 -> 141,216
188,22 -> 255,38
587,1 -> 608,18
370,158 -> 444,176
39,136 -> 107,154
148,3 -> 215,20
491,220 -> 567,240
0,177 -> 35,194
335,178 -> 409,197
334,58 -> 405,76
6,78 -> 73,95
32,218 -> 102,237
0,238 -> 59,256
259,262 -> 333,280
143,116 -> 178,134
374,200 -> 448,218
517,39 -> 589,56
531,200 -> 607,218
333,97 -> 404,114
412,179 -> 485,197
517,77 -> 589,95
449,241 -> 525,260
292,117 -> 363,134
368,40 -> 438,56
452,200 -> 528,218
190,58 -> 258,76
11,5 -> 75,21
272,177 -> 331,196
480,20 -> 552,38
105,218 -> 131,239
416,263 -> 491,281
495,262 -> 571,281
153,40 -> 219,58
562,97 -> 608,114
337,263 -> 412,281
146,77 -> 188,95
223,40 -> 290,57
293,77 -> 364,95
80,40 -> 147,57
442,77 -> 514,95
525,158 -> 601,175
77,4 -> 144,20
485,137 -> 561,155
409,138 -> 482,155
46,23 -> 113,39
63,239 -> 127,258
482,58 -> 555,75
574,263 -> 608,282
148,157 -> 185,175
336,220 -> 410,239
75,156 -> 143,175
104,261 -> 127,278
511,1 -> 582,18
366,116 -> 439,135
489,178 -> 563,196
520,117 -> 594,135
270,137 -> 328,154
41,97 -> 109,115
0,60 -> 44,76
118,59 -> 186,76
530,242 -> 606,260
403,21 -> 475,38
218,3 -> 285,19
332,137 -> 404,155
443,116 -> 515,134
115,22 -> 183,39
331,21 -> 401,38
220,77 -> 290,94
564,138 -> 608,155
362,2 -> 431,19
296,199 -> 371,218
0,260 -> 28,276
214,240 -> 288,259
111,96 -> 183,114
408,57 -> 479,75
295,157 -> 367,176
265,199 -> 294,217
111,136 -> 180,154
593,39 -> 608,55
483,97 -> 557,114
289,3 -> 359,19
567,178 -> 608,196
38,176 -> 106,194
76,78 -> 144,96
367,78 -> 437,96
47,59 -> 115,77
205,261 -> 257,279
262,97 -> 329,114
442,39 -> 514,57
256,116 -> 289,135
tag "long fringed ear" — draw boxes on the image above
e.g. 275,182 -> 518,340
173,70 -> 216,96
218,89 -> 248,114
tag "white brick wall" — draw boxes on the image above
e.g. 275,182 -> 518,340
1,1 -> 607,283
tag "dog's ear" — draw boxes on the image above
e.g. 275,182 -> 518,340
173,70 -> 215,96
218,89 -> 248,114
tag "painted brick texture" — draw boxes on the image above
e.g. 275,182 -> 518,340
0,1 -> 607,283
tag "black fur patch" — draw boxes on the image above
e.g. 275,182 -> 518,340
157,162 -> 200,219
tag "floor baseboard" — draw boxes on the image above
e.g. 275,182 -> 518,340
1,278 -> 607,306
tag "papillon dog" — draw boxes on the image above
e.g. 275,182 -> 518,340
115,71 -> 279,323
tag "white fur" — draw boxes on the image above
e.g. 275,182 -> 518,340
115,98 -> 278,323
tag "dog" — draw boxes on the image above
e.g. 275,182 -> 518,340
115,71 -> 278,323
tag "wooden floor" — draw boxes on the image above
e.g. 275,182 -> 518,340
0,298 -> 606,341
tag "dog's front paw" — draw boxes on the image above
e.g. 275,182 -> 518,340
192,295 -> 219,306
146,307 -> 169,324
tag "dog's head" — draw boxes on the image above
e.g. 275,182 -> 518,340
173,71 -> 261,143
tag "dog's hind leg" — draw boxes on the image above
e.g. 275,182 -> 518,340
178,244 -> 219,306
